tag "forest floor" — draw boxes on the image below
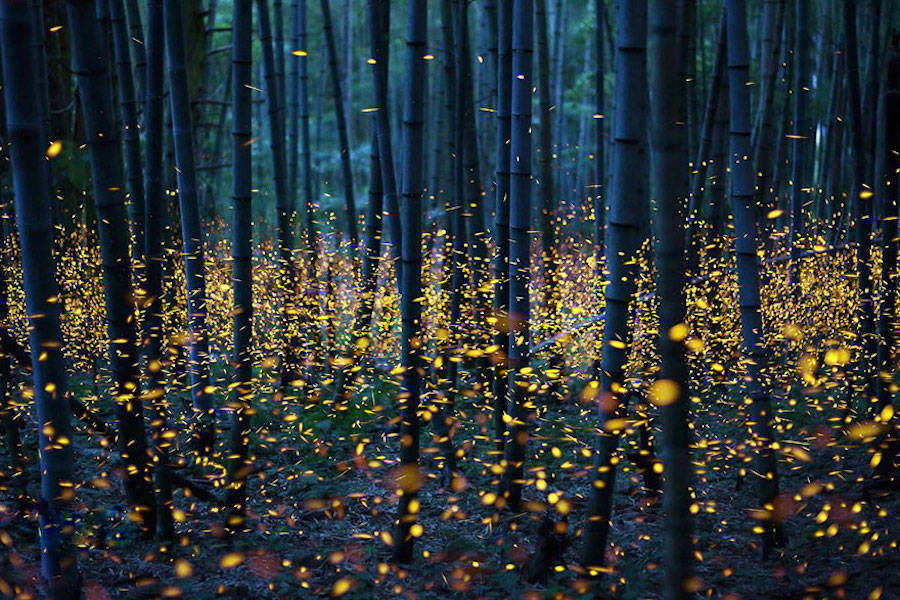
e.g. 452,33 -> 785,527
1,368 -> 899,600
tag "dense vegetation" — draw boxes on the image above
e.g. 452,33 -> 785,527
0,0 -> 898,598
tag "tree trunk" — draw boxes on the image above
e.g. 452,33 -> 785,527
343,0 -> 353,145
393,0 -> 426,565
680,0 -> 697,160
456,0 -> 489,337
428,37 -> 446,211
124,0 -> 146,114
440,0 -> 466,481
581,0 -> 649,570
66,0 -> 156,531
498,0 -> 534,513
826,69 -> 846,238
296,0 -> 320,380
873,36 -> 895,392
751,0 -> 786,244
331,124 -> 384,405
330,0 -> 393,402
0,4 -> 81,593
164,0 -> 215,454
844,0 -> 877,419
593,0 -> 606,259
321,0 -> 359,249
821,32 -> 844,232
648,0 -> 694,595
551,0 -> 566,181
752,0 -> 786,153
536,0 -> 563,401
862,0 -> 882,180
874,36 -> 899,479
356,125 -> 383,336
369,0 -> 402,282
484,0 -> 498,146
288,0 -> 300,232
274,0 -> 286,103
256,0 -> 299,388
725,0 -> 784,554
0,37 -> 27,509
28,0 -> 51,186
225,0 -> 254,530
490,0 -> 512,450
788,0 -> 811,298
256,0 -> 284,224
143,0 -> 175,541
688,9 -> 725,218
108,0 -> 146,271
297,0 -> 316,259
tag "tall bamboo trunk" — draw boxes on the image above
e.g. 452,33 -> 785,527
256,0 -> 291,265
826,72 -> 846,238
687,8 -> 726,280
297,0 -> 315,254
491,0 -> 512,449
752,0 -> 786,152
680,0 -> 697,160
28,0 -> 51,189
225,0 -> 254,529
725,0 -> 784,554
0,4 -> 81,594
707,63 -> 730,247
874,37 -> 899,480
274,0 -> 286,101
862,0 -> 882,179
67,0 -> 156,531
648,0 -> 694,595
581,0 -> 649,570
256,0 -> 300,388
457,0 -> 489,346
593,0 -> 606,259
818,25 -> 842,231
288,0 -> 300,224
484,0 -> 498,147
369,0 -> 402,282
0,47 -> 27,508
331,124 -> 383,405
356,125 -> 383,336
574,39 -> 591,213
844,0 -> 877,418
393,0 -> 427,565
440,0 -> 466,480
551,0 -> 566,185
788,0 -> 811,298
751,0 -> 786,243
334,117 -> 384,404
498,0 -> 534,512
297,0 -> 319,374
536,0 -> 563,401
108,0 -> 145,271
330,25 -> 388,404
124,0 -> 146,114
342,0 -> 353,145
428,38 -> 446,210
321,0 -> 359,249
163,0 -> 215,454
769,3 -> 794,237
873,36 -> 895,393
143,0 -> 175,541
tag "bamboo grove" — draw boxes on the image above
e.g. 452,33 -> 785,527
0,0 -> 897,598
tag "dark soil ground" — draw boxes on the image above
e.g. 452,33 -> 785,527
1,369 -> 898,600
